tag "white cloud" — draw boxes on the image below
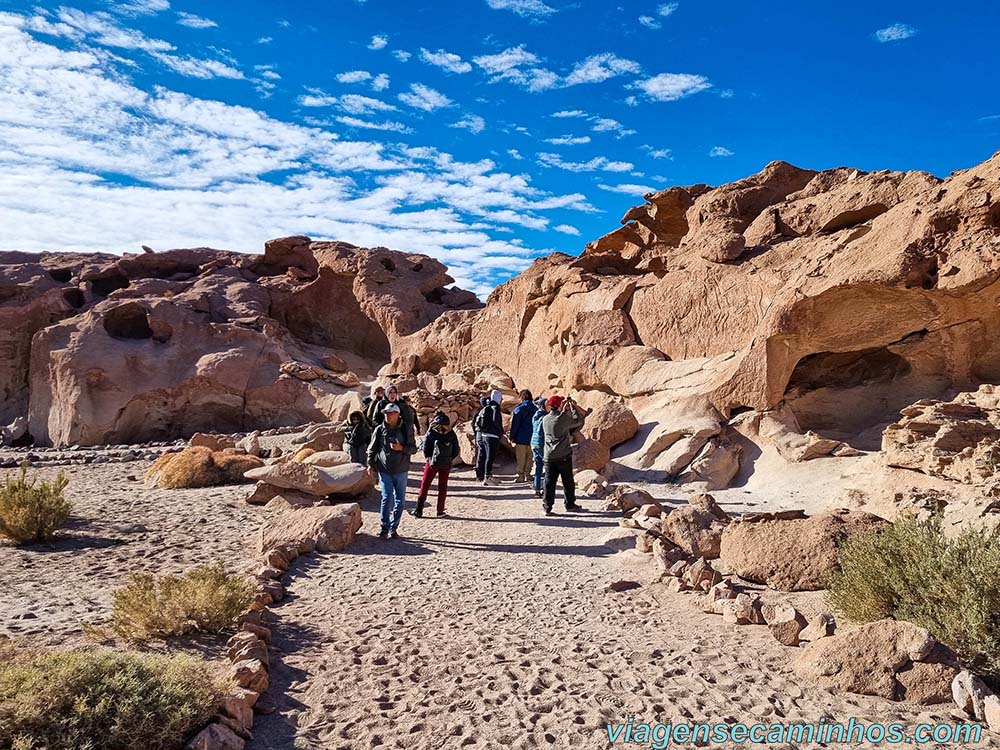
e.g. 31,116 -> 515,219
392,50 -> 411,62
544,135 -> 590,145
111,0 -> 170,16
507,148 -> 523,160
420,48 -> 472,74
658,2 -> 679,16
473,45 -> 558,92
176,12 -> 216,29
0,9 -> 601,294
398,82 -> 452,111
874,23 -> 916,42
709,146 -> 734,157
484,0 -> 556,19
564,53 -> 641,86
29,8 -> 173,52
591,117 -> 635,137
551,109 -> 586,118
336,115 -> 410,133
337,69 -> 372,84
368,34 -> 388,50
277,19 -> 291,28
371,73 -> 390,91
255,65 -> 281,81
340,94 -> 399,114
599,183 -> 655,195
451,114 -> 486,133
633,72 -> 712,101
537,153 -> 633,172
152,52 -> 243,79
638,16 -> 660,29
256,36 -> 272,44
553,224 -> 580,235
642,145 -> 672,160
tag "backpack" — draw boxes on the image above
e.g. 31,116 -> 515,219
431,431 -> 456,466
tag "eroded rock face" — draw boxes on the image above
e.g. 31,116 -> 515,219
394,152 -> 1000,481
1,239 -> 478,446
882,386 -> 1000,484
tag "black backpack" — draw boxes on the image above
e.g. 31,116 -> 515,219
431,431 -> 456,466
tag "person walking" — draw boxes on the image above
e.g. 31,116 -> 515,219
366,403 -> 417,538
509,389 -> 537,484
541,395 -> 585,516
530,396 -> 548,498
473,396 -> 489,481
374,384 -> 417,429
410,413 -> 460,518
474,390 -> 504,486
339,409 -> 372,465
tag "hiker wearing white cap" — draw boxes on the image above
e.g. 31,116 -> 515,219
366,402 -> 417,538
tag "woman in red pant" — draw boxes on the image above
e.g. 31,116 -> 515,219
411,413 -> 460,517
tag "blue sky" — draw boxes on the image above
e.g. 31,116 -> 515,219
0,0 -> 998,296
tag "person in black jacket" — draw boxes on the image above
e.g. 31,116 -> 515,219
474,390 -> 504,486
410,412 -> 460,518
366,403 -> 417,538
373,384 -> 417,429
339,409 -> 372,465
365,385 -> 385,424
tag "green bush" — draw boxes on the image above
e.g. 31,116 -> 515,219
827,513 -> 1000,680
108,562 -> 254,640
0,648 -> 223,750
0,465 -> 71,544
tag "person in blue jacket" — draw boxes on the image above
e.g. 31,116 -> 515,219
530,396 -> 548,498
509,390 -> 538,484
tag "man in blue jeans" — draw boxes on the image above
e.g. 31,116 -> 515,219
366,403 -> 417,538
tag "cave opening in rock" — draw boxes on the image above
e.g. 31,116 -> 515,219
782,345 -> 953,450
380,258 -> 396,272
91,274 -> 130,297
62,288 -> 85,309
48,268 -> 73,283
103,303 -> 154,340
423,288 -> 445,305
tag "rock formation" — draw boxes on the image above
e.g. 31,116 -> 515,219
0,238 -> 478,446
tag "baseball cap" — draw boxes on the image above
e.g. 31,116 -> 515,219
547,395 -> 565,410
383,404 -> 401,414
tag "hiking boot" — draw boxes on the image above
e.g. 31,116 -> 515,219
436,510 -> 448,517
408,498 -> 426,518
543,507 -> 554,516
389,530 -> 399,539
378,528 -> 389,538
565,504 -> 584,512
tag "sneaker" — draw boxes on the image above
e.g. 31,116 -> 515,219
534,489 -> 543,498
544,508 -> 554,516
436,510 -> 448,517
407,508 -> 423,518
389,530 -> 399,539
565,504 -> 584,512
378,528 -> 388,538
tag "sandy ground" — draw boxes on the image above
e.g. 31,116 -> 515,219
249,463 -> 971,750
0,461 -> 260,649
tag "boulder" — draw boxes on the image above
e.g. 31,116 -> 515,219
799,613 -> 836,642
575,469 -> 609,497
793,619 -> 959,703
302,450 -> 351,468
189,433 -> 236,451
572,438 -> 611,473
602,485 -> 656,512
953,670 -> 993,719
186,723 -> 246,750
258,502 -> 363,554
585,399 -> 639,449
603,528 -> 638,553
764,602 -> 807,646
660,493 -> 730,558
680,436 -> 742,490
719,509 -> 887,591
244,461 -> 373,497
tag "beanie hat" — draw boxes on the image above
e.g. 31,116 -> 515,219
432,413 -> 450,426
534,397 -> 547,410
491,389 -> 502,404
547,395 -> 565,410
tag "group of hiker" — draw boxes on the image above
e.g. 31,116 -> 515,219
340,383 -> 590,539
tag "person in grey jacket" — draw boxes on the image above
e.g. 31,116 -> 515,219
367,403 -> 417,538
541,395 -> 585,515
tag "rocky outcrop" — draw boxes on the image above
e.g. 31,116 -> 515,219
793,619 -> 959,703
883,386 -> 1000,484
257,502 -> 363,555
392,151 -> 1000,485
0,239 -> 478,446
719,509 -> 886,591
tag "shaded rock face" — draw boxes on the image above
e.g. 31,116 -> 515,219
393,151 -> 1000,478
1,239 -> 479,446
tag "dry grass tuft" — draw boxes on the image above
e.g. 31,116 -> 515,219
0,464 -> 72,544
146,447 -> 262,489
106,562 -> 254,640
0,646 -> 224,750
292,447 -> 316,463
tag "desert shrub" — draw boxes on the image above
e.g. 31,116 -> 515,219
0,465 -> 71,544
145,447 -> 262,489
108,562 -> 254,640
0,647 -> 223,750
827,513 -> 1000,679
292,447 -> 316,463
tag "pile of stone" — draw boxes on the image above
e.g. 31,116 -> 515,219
186,502 -> 363,749
408,388 -> 484,430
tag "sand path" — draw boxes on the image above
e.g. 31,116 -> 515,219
250,467 -> 960,750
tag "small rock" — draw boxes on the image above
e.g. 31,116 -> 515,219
186,723 -> 245,750
799,613 -> 836,642
604,579 -> 642,593
764,603 -> 807,646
